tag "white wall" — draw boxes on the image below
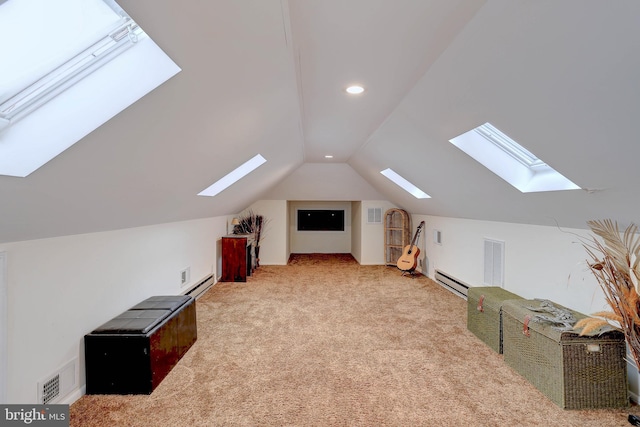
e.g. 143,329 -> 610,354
358,201 -> 399,265
0,216 -> 226,404
413,214 -> 640,399
262,163 -> 386,201
288,201 -> 352,254
414,215 -> 607,315
0,206 -> 626,404
286,202 -> 291,261
246,199 -> 397,264
246,200 -> 289,265
351,202 -> 362,263
0,252 -> 6,404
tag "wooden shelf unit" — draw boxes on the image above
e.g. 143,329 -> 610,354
221,235 -> 255,282
384,209 -> 411,266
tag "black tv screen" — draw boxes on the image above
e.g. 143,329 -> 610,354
297,210 -> 344,231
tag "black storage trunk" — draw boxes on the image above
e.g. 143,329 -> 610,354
85,295 -> 197,395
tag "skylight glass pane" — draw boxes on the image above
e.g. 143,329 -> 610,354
0,0 -> 181,177
449,122 -> 580,193
474,123 -> 545,168
198,154 -> 267,197
380,168 -> 431,199
0,0 -> 123,105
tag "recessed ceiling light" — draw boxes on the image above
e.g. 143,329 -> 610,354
346,85 -> 365,95
324,155 -> 333,159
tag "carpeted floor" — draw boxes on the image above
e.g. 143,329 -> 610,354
70,254 -> 635,426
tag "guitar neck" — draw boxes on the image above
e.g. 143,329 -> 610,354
409,221 -> 425,247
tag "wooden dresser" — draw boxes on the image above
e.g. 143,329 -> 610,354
221,235 -> 255,282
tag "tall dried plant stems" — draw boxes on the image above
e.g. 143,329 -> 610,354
582,219 -> 640,368
235,209 -> 268,247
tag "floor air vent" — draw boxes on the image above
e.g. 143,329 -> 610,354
38,359 -> 77,404
435,270 -> 469,299
41,375 -> 59,405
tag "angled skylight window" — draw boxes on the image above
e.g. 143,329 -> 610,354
449,123 -> 580,193
198,154 -> 267,197
0,0 -> 181,177
380,168 -> 431,199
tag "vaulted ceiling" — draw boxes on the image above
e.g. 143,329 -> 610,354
0,0 -> 638,243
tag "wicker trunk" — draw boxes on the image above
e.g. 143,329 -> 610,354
502,299 -> 628,409
467,287 -> 523,353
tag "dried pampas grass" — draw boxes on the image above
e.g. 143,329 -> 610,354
577,219 -> 640,368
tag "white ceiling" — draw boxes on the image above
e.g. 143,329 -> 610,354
0,0 -> 639,243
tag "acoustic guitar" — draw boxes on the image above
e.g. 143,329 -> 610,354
396,221 -> 425,272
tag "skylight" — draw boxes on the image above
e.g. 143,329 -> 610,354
380,168 -> 431,199
0,0 -> 181,177
198,154 -> 267,197
449,123 -> 580,193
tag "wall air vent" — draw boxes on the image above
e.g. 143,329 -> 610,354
484,238 -> 505,287
434,229 -> 442,245
367,208 -> 382,224
41,375 -> 60,405
37,358 -> 77,404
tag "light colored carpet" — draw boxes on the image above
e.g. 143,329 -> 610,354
70,254 -> 634,426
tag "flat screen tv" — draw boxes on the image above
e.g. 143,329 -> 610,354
297,210 -> 344,231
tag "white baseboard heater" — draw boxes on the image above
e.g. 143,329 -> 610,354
183,274 -> 215,300
434,270 -> 469,299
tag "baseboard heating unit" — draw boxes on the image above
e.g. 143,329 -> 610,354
434,270 -> 469,299
184,274 -> 215,300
